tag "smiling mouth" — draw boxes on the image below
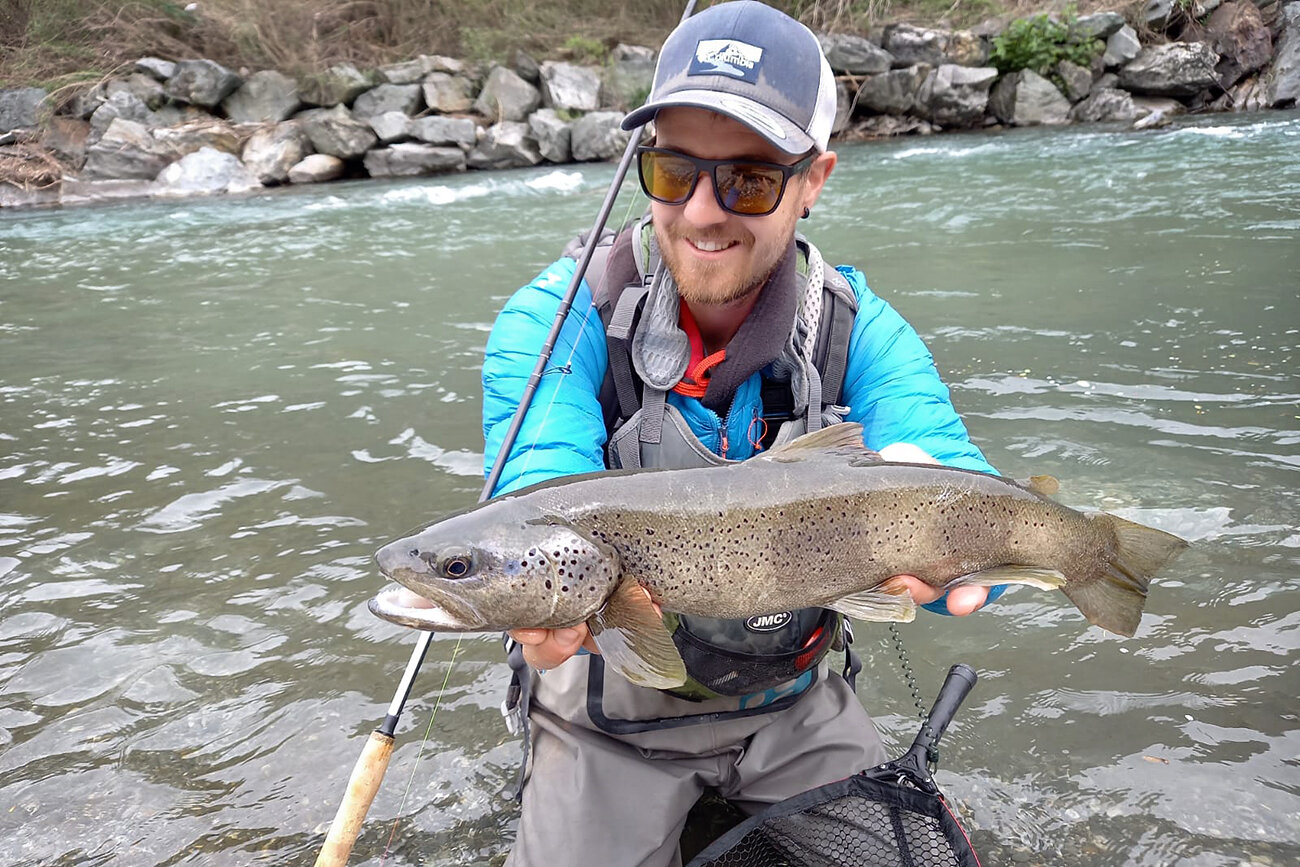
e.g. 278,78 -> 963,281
688,238 -> 738,253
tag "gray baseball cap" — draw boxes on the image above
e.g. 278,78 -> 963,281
621,1 -> 837,155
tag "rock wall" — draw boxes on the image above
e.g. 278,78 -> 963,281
2,2 -> 1297,209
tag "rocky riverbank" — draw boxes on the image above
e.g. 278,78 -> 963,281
2,1 -> 1297,210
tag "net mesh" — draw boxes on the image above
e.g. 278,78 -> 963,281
686,774 -> 979,867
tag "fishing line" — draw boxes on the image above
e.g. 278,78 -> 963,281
379,634 -> 465,865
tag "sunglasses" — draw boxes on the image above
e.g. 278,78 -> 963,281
636,146 -> 816,217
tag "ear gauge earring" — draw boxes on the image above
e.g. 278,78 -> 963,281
801,207 -> 811,219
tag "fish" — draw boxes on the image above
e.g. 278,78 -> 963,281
368,423 -> 1188,689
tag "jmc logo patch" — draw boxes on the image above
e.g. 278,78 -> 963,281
745,611 -> 793,632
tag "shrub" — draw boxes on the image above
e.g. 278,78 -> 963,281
989,12 -> 1101,77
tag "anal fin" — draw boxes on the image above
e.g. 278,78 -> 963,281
828,583 -> 918,623
588,579 -> 686,689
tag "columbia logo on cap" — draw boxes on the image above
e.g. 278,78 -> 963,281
689,39 -> 763,83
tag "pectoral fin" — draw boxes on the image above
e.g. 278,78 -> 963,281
587,579 -> 686,689
948,566 -> 1067,590
1018,475 -> 1060,497
828,583 -> 918,622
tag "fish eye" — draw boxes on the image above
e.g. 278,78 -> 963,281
439,553 -> 474,579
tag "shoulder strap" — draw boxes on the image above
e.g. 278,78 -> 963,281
815,265 -> 858,408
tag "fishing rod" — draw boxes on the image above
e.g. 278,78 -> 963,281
313,5 -> 698,864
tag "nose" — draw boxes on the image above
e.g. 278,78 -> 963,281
681,171 -> 728,227
376,539 -> 430,576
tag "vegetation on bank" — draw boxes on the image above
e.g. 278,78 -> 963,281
1,0 -> 1124,91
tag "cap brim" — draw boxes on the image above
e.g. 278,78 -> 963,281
622,90 -> 817,156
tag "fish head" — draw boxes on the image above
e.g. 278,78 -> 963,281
371,500 -> 620,632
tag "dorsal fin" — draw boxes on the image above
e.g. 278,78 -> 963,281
1020,474 -> 1060,497
758,422 -> 881,463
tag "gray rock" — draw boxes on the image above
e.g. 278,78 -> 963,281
378,59 -> 427,85
242,121 -> 311,184
154,146 -> 261,197
0,183 -> 62,209
166,59 -> 243,108
1205,1 -> 1273,89
528,108 -> 572,163
1094,72 -> 1120,92
89,91 -> 158,136
854,65 -> 930,115
423,54 -> 466,75
474,66 -> 542,122
352,83 -> 423,120
885,24 -> 949,67
299,63 -> 373,107
540,61 -> 602,112
1131,95 -> 1187,119
1069,86 -> 1140,122
222,70 -> 301,123
946,30 -> 989,67
152,120 -> 244,158
601,44 -> 656,111
914,64 -> 998,127
59,177 -> 160,205
1146,0 -> 1174,29
297,104 -> 378,159
1103,26 -> 1142,69
570,110 -> 631,161
409,115 -> 477,148
1213,72 -> 1270,111
1265,3 -> 1300,107
1119,42 -> 1221,97
82,118 -> 175,180
818,32 -> 892,74
107,74 -> 166,110
1056,60 -> 1095,102
368,111 -> 411,144
287,153 -> 345,184
70,84 -> 106,120
851,114 -> 936,137
988,69 -> 1071,125
0,87 -> 47,133
135,57 -> 176,81
422,73 -> 475,113
468,121 -> 542,169
152,103 -> 219,127
1073,12 -> 1126,40
41,117 -> 91,168
364,142 -> 466,177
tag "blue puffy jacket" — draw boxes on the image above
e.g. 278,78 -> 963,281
482,255 -> 1004,613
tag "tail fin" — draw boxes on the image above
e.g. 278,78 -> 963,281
1061,513 -> 1189,637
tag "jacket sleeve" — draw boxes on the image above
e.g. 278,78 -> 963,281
836,266 -> 1006,613
482,257 -> 609,496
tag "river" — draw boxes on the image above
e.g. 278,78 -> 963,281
1,109 -> 1297,866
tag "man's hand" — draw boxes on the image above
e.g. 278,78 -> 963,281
509,625 -> 599,670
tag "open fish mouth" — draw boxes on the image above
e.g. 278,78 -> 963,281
368,584 -> 477,632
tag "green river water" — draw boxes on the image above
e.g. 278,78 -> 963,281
1,110 -> 1298,866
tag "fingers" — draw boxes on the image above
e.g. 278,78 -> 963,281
887,576 -> 990,616
878,443 -> 939,464
510,624 -> 592,670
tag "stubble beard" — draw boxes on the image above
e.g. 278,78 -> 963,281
657,212 -> 798,307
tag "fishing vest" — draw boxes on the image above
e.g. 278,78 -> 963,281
566,216 -> 860,707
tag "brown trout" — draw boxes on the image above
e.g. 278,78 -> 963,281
369,423 -> 1187,688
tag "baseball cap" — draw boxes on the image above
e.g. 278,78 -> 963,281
621,0 -> 837,155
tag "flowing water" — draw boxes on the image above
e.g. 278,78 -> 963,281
1,109 -> 1297,866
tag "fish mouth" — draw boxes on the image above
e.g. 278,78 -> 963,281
368,584 -> 479,632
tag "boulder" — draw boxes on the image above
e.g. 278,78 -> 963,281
885,24 -> 949,68
1103,26 -> 1142,69
107,74 -> 167,110
1131,95 -> 1187,120
89,91 -> 159,136
82,118 -> 175,180
364,142 -> 466,177
1069,86 -> 1139,122
1056,60 -> 1095,102
474,66 -> 542,122
818,32 -> 892,75
1145,0 -> 1174,30
529,108 -> 572,163
854,65 -> 930,115
154,146 -> 261,197
166,59 -> 243,108
368,111 -> 412,144
601,44 -> 657,110
378,59 -> 427,85
287,153 -> 345,184
0,87 -> 48,133
946,30 -> 989,67
351,83 -> 423,120
135,57 -> 177,81
222,70 -> 301,123
540,61 -> 602,112
512,50 -> 543,85
297,104 -> 378,159
1211,73 -> 1269,111
1072,12 -> 1126,40
570,111 -> 631,161
850,114 -> 936,138
409,115 -> 477,148
1264,3 -> 1300,107
152,120 -> 245,158
41,117 -> 91,168
989,69 -> 1071,125
423,55 -> 467,76
468,121 -> 542,169
1119,43 -> 1221,97
242,121 -> 311,184
70,84 -> 107,120
422,73 -> 476,113
914,64 -> 998,127
299,64 -> 373,107
151,103 -> 219,127
1205,2 -> 1273,89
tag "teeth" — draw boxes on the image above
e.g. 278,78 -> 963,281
693,239 -> 732,252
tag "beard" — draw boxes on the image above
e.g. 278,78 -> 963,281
656,209 -> 799,307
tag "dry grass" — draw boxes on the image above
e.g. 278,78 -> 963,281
0,140 -> 63,189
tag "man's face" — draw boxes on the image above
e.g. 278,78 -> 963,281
649,107 -> 835,306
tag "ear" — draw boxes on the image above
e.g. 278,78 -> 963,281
798,151 -> 837,213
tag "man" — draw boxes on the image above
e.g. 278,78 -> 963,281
481,3 -> 1001,864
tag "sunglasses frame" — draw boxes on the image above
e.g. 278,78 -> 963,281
635,146 -> 817,217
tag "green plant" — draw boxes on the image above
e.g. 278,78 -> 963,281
562,34 -> 606,65
989,11 -> 1101,77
